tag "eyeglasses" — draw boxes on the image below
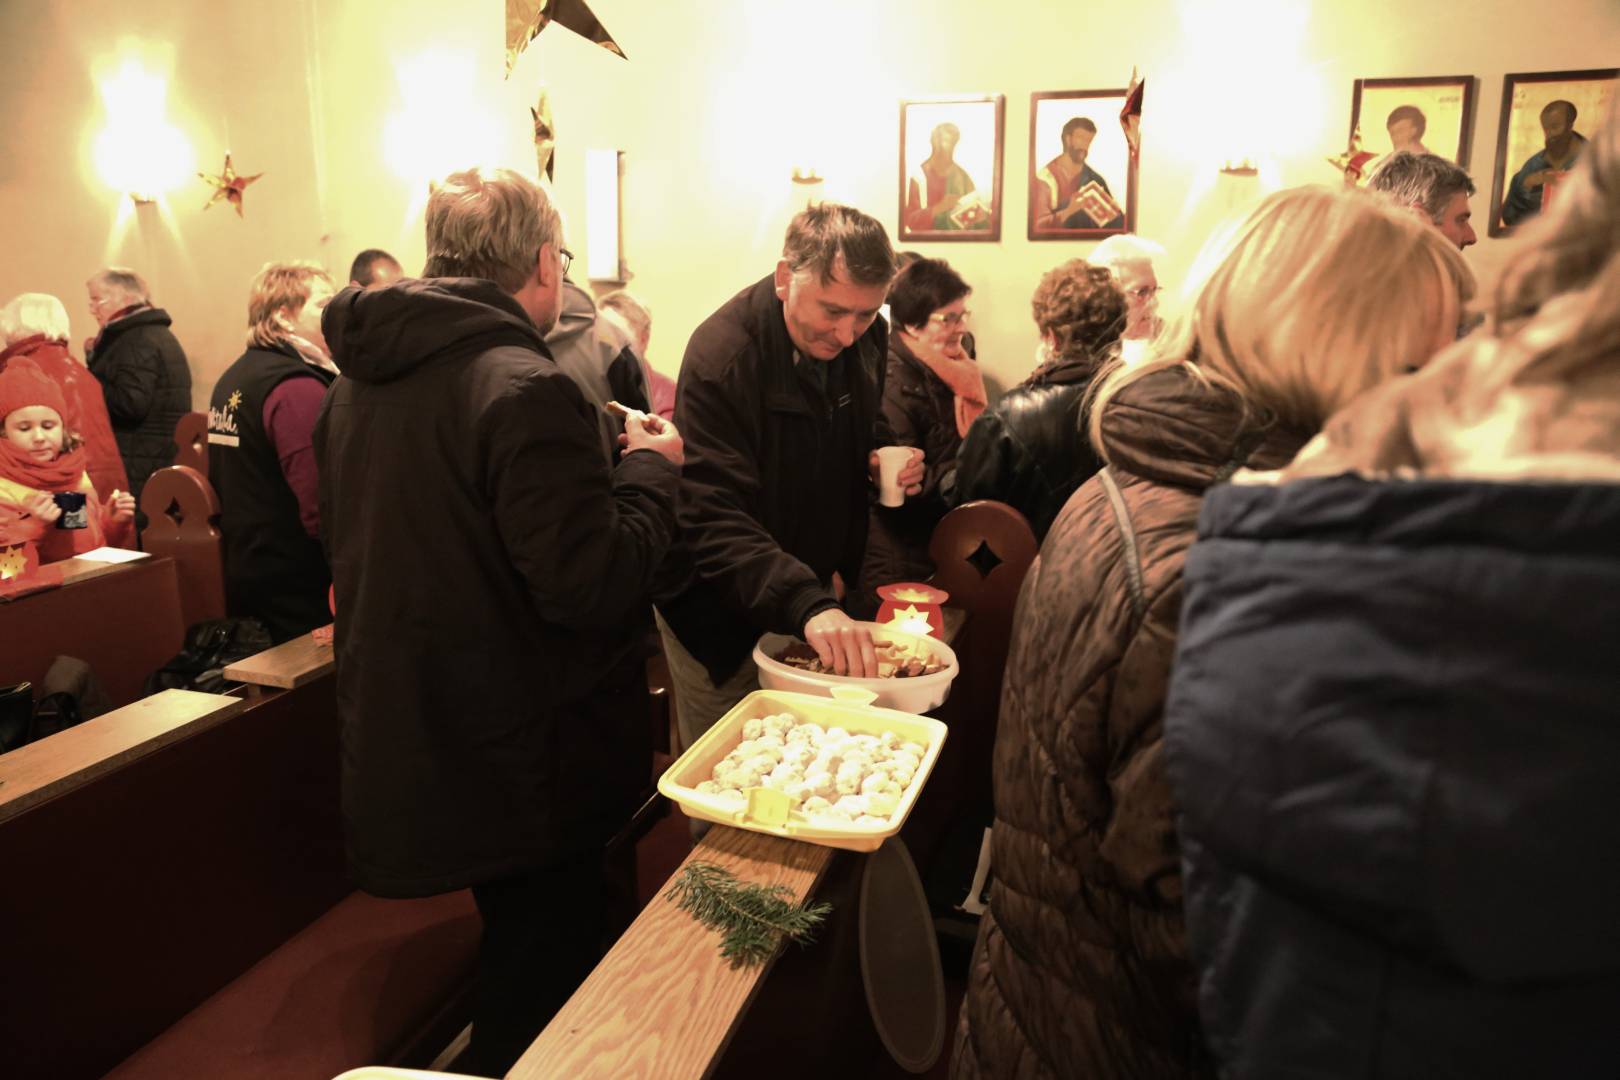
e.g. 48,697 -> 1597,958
928,309 -> 971,328
558,247 -> 574,277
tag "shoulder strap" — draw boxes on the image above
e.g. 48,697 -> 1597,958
1097,466 -> 1147,624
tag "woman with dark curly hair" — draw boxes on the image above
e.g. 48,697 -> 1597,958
952,259 -> 1124,540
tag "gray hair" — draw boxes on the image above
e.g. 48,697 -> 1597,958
87,266 -> 151,305
1368,152 -> 1477,223
1,293 -> 73,344
598,291 -> 651,343
782,203 -> 896,287
1090,233 -> 1166,273
422,167 -> 562,293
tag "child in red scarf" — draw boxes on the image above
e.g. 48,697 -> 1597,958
0,357 -> 135,563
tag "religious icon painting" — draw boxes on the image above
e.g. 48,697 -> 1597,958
1488,68 -> 1617,237
899,95 -> 1005,243
1350,75 -> 1477,169
1028,90 -> 1137,241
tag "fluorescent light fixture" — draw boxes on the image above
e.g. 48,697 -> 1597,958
585,148 -> 623,282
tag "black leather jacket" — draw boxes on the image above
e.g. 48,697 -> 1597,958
953,349 -> 1109,541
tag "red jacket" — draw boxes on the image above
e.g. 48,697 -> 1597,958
0,336 -> 134,547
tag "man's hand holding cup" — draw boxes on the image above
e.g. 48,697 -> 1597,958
870,446 -> 925,507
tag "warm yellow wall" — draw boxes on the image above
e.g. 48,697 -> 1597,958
0,0 -> 334,407
3,0 -> 1618,408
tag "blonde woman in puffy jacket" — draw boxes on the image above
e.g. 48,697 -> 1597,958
952,183 -> 1472,1080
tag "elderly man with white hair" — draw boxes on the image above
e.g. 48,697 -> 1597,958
83,267 -> 192,514
1,293 -> 133,545
1090,233 -> 1166,362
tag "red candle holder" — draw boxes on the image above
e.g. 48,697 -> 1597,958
874,581 -> 950,637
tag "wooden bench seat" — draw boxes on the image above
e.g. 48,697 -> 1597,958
1,672 -> 478,1080
108,889 -> 479,1080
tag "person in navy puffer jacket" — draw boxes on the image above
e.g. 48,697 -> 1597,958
1164,96 -> 1620,1080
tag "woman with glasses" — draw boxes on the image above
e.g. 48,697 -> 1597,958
1092,233 -> 1167,360
857,257 -> 985,604
953,258 -> 1124,541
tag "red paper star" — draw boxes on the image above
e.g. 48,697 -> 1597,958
1326,127 -> 1379,187
199,153 -> 262,216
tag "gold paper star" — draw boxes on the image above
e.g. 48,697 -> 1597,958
505,0 -> 626,78
890,587 -> 937,604
885,604 -> 932,632
199,153 -> 262,216
532,87 -> 555,181
0,544 -> 29,581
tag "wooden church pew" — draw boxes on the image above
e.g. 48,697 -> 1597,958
172,411 -> 209,477
139,464 -> 227,630
0,554 -> 187,708
899,499 -> 1039,873
0,666 -> 480,1080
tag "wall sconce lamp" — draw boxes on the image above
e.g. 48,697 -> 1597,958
586,148 -> 625,282
792,163 -> 824,211
875,582 -> 950,637
92,60 -> 194,204
1219,158 -> 1258,177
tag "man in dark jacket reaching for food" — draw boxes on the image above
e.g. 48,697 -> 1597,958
314,166 -> 683,1077
654,203 -> 924,753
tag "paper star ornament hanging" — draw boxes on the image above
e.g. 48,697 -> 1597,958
1326,127 -> 1379,187
506,0 -> 626,78
199,153 -> 262,216
533,87 -> 556,181
1120,67 -> 1144,160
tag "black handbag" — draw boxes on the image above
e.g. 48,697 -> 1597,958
0,656 -> 109,753
0,681 -> 32,754
143,617 -> 274,696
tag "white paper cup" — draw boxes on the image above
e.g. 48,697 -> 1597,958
876,446 -> 913,507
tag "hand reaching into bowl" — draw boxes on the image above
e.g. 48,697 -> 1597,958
803,608 -> 879,677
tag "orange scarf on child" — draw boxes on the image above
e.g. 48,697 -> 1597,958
0,438 -> 86,492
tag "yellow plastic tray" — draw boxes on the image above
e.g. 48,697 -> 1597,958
657,687 -> 949,852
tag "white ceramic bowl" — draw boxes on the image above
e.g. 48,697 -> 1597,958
753,622 -> 959,714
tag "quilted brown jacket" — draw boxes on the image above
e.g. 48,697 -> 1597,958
952,366 -> 1309,1079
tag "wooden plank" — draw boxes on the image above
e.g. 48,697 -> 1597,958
509,826 -> 836,1080
223,629 -> 335,689
0,689 -> 246,824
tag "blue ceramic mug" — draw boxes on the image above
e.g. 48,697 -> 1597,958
52,491 -> 88,530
